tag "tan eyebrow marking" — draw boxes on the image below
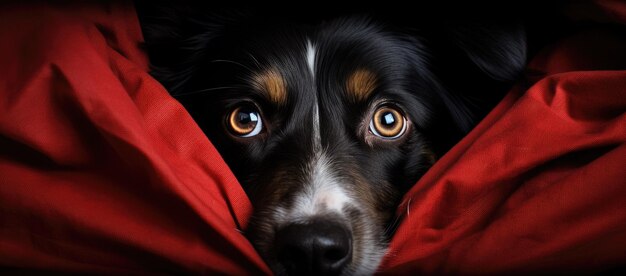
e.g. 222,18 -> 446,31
346,69 -> 378,101
252,68 -> 287,105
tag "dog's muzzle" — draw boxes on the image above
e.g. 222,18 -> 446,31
275,218 -> 352,275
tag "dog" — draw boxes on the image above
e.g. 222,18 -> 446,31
138,5 -> 526,275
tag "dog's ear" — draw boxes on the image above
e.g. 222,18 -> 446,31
434,21 -> 527,123
385,5 -> 528,83
136,2 -> 249,95
415,20 -> 527,152
446,22 -> 527,82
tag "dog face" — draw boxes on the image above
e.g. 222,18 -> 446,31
186,19 -> 435,274
140,7 -> 525,275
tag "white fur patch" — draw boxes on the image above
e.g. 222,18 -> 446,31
306,40 -> 316,77
290,153 -> 351,218
312,103 -> 321,151
262,38 -> 384,274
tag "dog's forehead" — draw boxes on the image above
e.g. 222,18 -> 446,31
247,39 -> 387,108
240,17 -> 420,115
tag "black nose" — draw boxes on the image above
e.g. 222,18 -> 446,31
275,220 -> 352,275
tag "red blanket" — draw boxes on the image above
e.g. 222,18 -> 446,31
1,2 -> 624,274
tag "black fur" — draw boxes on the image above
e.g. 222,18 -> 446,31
137,4 -> 526,274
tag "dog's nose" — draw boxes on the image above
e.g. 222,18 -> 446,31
275,220 -> 352,275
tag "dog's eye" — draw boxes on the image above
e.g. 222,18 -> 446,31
369,105 -> 407,139
227,105 -> 263,137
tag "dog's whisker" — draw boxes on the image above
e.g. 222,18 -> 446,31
245,52 -> 263,69
384,215 -> 402,236
406,197 -> 412,216
210,59 -> 256,73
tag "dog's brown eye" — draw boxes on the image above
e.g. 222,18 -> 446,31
227,105 -> 263,137
369,105 -> 406,139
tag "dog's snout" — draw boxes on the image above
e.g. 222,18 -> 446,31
275,220 -> 352,275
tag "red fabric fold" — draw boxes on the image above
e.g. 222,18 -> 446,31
0,3 -> 267,274
381,3 -> 626,272
0,1 -> 624,274
381,70 -> 626,273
